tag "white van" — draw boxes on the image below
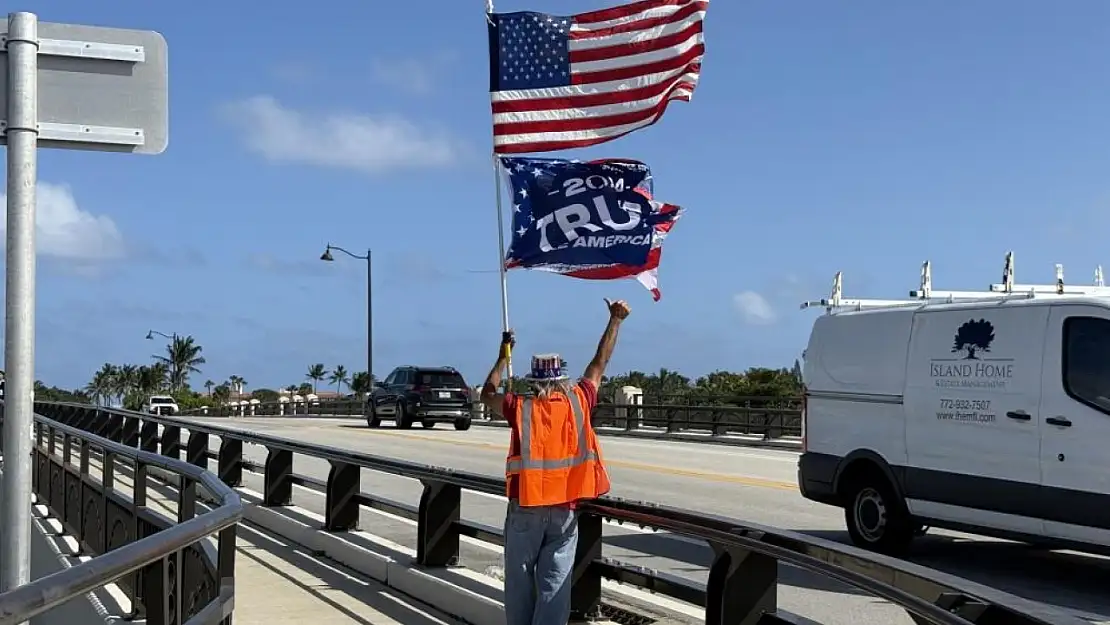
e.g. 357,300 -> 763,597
798,256 -> 1110,555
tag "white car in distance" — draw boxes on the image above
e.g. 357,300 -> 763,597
143,395 -> 179,416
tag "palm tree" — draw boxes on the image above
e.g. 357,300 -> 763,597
306,364 -> 328,395
212,383 -> 232,404
204,379 -> 215,396
155,335 -> 205,391
116,364 -> 139,405
228,375 -> 245,397
350,371 -> 375,397
85,363 -> 116,406
329,365 -> 349,394
147,362 -> 170,391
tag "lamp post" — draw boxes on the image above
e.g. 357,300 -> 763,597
146,329 -> 178,390
320,244 -> 373,385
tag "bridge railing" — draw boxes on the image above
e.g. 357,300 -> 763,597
36,400 -> 1086,625
184,395 -> 805,439
0,404 -> 242,625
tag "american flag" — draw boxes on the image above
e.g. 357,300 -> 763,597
488,0 -> 708,154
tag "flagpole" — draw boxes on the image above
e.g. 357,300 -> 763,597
487,0 -> 513,385
491,154 -> 513,384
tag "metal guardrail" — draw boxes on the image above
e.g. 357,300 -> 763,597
38,400 -> 1086,625
185,395 -> 805,440
0,404 -> 242,625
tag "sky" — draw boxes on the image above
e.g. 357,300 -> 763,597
10,0 -> 1110,392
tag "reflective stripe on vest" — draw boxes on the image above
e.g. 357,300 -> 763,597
505,390 -> 597,473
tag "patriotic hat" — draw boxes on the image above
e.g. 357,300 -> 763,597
526,353 -> 568,382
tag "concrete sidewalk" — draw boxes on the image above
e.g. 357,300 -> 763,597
0,458 -> 107,625
77,455 -> 465,625
233,523 -> 464,625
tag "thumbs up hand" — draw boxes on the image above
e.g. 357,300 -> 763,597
604,298 -> 631,320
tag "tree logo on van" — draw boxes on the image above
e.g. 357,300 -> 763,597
952,319 -> 994,360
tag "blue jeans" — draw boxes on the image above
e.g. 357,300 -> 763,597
503,500 -> 579,625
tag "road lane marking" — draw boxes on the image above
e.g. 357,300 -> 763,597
357,429 -> 797,492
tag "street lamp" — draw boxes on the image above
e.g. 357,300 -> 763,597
320,244 -> 373,386
146,329 -> 178,390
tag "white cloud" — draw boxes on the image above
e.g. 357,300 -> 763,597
733,291 -> 776,325
0,183 -> 124,263
370,55 -> 453,95
223,95 -> 462,174
269,61 -> 314,85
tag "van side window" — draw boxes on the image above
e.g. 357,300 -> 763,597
1063,316 -> 1110,414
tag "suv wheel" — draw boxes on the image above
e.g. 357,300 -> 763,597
454,417 -> 471,431
366,405 -> 381,428
397,406 -> 414,429
421,420 -> 436,429
843,471 -> 914,556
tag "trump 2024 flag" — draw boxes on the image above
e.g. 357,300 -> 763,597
501,156 -> 683,300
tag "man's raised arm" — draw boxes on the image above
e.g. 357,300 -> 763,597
582,299 -> 631,388
480,331 -> 515,419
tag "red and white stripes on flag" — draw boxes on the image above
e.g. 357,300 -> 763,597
488,0 -> 708,154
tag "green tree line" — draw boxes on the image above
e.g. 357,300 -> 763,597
501,361 -> 805,404
84,335 -> 212,410
76,337 -> 803,410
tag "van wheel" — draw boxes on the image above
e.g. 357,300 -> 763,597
843,473 -> 915,556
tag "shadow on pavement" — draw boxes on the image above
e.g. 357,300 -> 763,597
796,529 -> 1110,620
234,522 -> 462,625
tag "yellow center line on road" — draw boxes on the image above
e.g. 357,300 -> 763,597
358,429 -> 797,492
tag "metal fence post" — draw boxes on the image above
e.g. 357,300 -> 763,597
705,543 -> 777,625
263,448 -> 293,506
416,479 -> 460,566
161,425 -> 182,459
140,421 -> 159,453
186,431 -> 209,469
122,417 -> 140,448
570,511 -> 603,621
217,438 -> 243,488
324,461 -> 359,532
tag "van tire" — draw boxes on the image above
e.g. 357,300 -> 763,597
842,471 -> 915,556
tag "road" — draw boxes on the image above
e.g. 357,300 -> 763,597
181,416 -> 1110,625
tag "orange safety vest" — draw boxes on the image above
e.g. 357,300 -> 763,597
505,385 -> 611,507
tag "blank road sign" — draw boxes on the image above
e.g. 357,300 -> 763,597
0,20 -> 168,154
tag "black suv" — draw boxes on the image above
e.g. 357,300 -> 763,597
366,366 -> 473,430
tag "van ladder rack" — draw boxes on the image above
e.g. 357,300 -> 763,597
800,251 -> 1110,314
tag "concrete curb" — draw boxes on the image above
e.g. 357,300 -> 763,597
239,490 -> 517,625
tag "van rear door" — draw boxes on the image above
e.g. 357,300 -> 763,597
902,305 -> 1046,535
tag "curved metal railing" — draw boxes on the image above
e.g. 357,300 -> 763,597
0,409 -> 242,625
37,400 -> 1090,625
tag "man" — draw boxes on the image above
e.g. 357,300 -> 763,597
480,297 -> 631,625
